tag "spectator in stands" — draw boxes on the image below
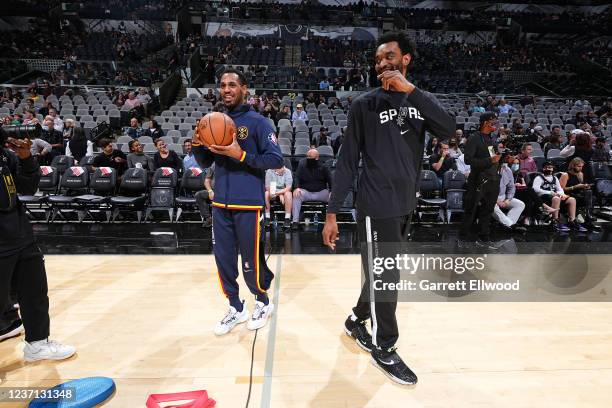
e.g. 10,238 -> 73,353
470,100 -> 485,114
592,137 -> 610,162
561,131 -> 594,182
47,108 -> 64,132
544,128 -> 562,156
276,105 -> 290,123
493,157 -> 526,232
291,103 -> 307,122
518,143 -> 537,176
291,149 -> 332,230
313,127 -> 330,147
532,161 -> 578,232
182,139 -> 198,171
448,137 -> 462,158
21,110 -> 36,126
319,77 -> 330,90
572,112 -> 586,127
62,119 -> 76,141
511,118 -> 523,136
124,91 -> 142,111
29,135 -> 52,164
195,163 -> 215,228
524,120 -> 539,143
456,153 -> 470,178
559,157 -> 594,231
264,166 -> 293,228
429,142 -> 455,187
561,129 -> 576,149
203,89 -> 217,105
426,136 -> 441,156
125,117 -> 145,140
497,99 -> 515,114
65,127 -> 93,162
137,88 -> 152,116
38,101 -> 51,117
126,140 -> 153,171
143,119 -> 163,140
510,156 -> 557,225
456,129 -> 467,148
92,138 -> 127,176
41,116 -> 64,159
153,139 -> 182,172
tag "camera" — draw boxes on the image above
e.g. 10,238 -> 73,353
0,124 -> 42,145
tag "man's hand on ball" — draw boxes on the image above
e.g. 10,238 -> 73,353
209,132 -> 244,161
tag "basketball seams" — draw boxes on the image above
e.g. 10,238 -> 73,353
208,114 -> 218,146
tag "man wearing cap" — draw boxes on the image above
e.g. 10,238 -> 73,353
459,112 -> 502,250
291,104 -> 308,122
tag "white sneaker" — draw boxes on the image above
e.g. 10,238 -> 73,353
247,301 -> 274,331
23,339 -> 76,362
214,302 -> 249,336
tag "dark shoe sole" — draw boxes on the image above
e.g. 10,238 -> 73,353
344,327 -> 372,353
370,357 -> 418,385
0,324 -> 24,342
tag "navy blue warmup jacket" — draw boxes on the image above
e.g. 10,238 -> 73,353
192,104 -> 283,208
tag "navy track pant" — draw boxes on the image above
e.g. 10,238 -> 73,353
212,206 -> 274,308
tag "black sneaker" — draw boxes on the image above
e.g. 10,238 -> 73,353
0,319 -> 24,342
475,239 -> 499,251
282,219 -> 291,229
291,221 -> 299,230
371,346 -> 418,385
344,316 -> 373,352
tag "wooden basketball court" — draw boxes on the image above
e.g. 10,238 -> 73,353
1,254 -> 611,407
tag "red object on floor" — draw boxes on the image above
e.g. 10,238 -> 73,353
146,390 -> 216,408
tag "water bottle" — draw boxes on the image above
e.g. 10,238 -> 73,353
273,213 -> 278,229
314,212 -> 319,226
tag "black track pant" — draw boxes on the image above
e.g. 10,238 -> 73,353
0,244 -> 50,342
353,214 -> 412,350
461,177 -> 500,240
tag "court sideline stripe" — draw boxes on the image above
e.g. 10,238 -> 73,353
260,253 -> 283,408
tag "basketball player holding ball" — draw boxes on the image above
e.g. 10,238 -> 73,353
192,68 -> 283,335
322,31 -> 454,384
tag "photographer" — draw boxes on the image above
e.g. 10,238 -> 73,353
0,126 -> 76,360
459,112 -> 501,250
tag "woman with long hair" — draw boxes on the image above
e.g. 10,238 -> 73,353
65,127 -> 93,162
559,157 -> 598,230
561,131 -> 594,183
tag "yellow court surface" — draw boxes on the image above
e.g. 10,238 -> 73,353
1,255 -> 612,407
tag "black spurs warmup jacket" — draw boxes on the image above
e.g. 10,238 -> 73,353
0,149 -> 40,256
328,87 -> 454,219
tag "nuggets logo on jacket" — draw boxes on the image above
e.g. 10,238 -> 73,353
237,126 -> 249,140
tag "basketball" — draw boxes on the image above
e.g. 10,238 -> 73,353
194,112 -> 236,147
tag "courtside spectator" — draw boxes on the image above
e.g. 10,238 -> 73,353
125,117 -> 145,140
291,149 -> 332,230
493,158 -> 526,232
153,139 -> 182,172
195,163 -> 215,228
65,127 -> 93,162
265,166 -> 293,228
182,140 -> 198,171
518,143 -> 537,176
559,157 -> 594,231
429,142 -> 455,187
532,161 -> 579,232
143,119 -> 163,140
92,138 -> 127,176
41,116 -> 64,159
127,140 -> 154,170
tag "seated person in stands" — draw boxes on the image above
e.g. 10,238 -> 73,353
92,138 -> 127,176
143,119 -> 163,140
126,140 -> 153,171
455,153 -> 470,178
153,139 -> 182,172
428,142 -> 455,188
124,91 -> 142,111
276,105 -> 290,123
125,117 -> 145,140
182,139 -> 198,171
560,157 -> 597,230
47,107 -> 64,132
518,143 -> 537,176
493,156 -> 526,232
426,136 -> 440,156
592,137 -> 610,162
448,137 -> 462,159
313,127 -> 330,147
561,131 -> 595,182
65,127 -> 93,163
291,149 -> 332,230
291,103 -> 307,122
41,115 -> 64,160
510,157 -> 557,226
543,126 -> 562,156
62,118 -> 76,142
265,166 -> 293,228
203,89 -> 217,105
532,161 -> 583,232
195,163 -> 215,228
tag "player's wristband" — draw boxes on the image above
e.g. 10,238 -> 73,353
239,151 -> 247,162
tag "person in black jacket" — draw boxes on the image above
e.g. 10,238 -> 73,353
322,31 -> 454,385
459,112 -> 502,249
0,128 -> 76,360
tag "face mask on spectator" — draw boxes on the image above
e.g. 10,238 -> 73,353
543,168 -> 553,175
511,164 -> 519,172
307,158 -> 317,167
